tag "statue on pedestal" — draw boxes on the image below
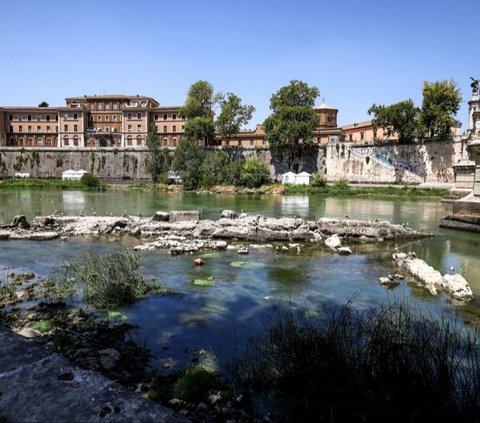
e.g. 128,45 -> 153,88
471,76 -> 479,96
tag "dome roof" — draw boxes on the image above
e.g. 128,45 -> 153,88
314,101 -> 337,110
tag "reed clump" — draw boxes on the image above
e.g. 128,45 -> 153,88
237,299 -> 480,422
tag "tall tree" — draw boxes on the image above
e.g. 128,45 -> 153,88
145,129 -> 170,184
38,101 -> 49,107
180,80 -> 218,145
216,93 -> 255,142
264,80 -> 320,170
421,79 -> 462,140
172,136 -> 205,190
368,99 -> 421,143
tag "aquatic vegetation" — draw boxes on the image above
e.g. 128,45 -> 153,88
236,299 -> 480,422
193,277 -> 215,287
230,261 -> 265,269
60,248 -> 163,308
28,320 -> 57,333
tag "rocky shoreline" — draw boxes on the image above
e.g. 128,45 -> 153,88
0,210 -> 430,255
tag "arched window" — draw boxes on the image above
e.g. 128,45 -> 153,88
163,137 -> 168,146
19,138 -> 24,146
37,137 -> 43,146
46,138 -> 51,146
63,136 -> 69,146
28,138 -> 33,146
73,136 -> 79,146
127,136 -> 132,146
136,136 -> 142,146
9,137 -> 14,146
172,138 -> 177,147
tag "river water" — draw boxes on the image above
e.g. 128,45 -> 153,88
1,189 -> 479,371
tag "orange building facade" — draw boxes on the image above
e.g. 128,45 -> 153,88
0,95 -> 186,148
2,94 -> 391,148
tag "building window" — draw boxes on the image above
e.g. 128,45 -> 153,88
46,115 -> 51,121
105,103 -> 110,110
64,125 -> 68,132
19,125 -> 23,132
136,135 -> 142,146
28,126 -> 32,133
163,125 -> 167,133
181,125 -> 185,131
173,114 -> 176,120
37,137 -> 43,146
137,124 -> 142,132
9,137 -> 14,145
163,114 -> 167,120
128,113 -> 132,120
28,137 -> 33,146
9,126 -> 13,132
349,134 -> 353,141
154,114 -> 158,121
74,125 -> 78,132
18,114 -> 23,121
172,125 -> 176,132
360,132 -> 365,141
64,136 -> 69,146
37,114 -> 42,122
137,113 -> 141,120
46,138 -> 51,146
27,115 -> 32,121
37,126 -> 41,132
19,138 -> 24,146
172,138 -> 177,147
47,126 -> 51,133
105,116 -> 109,123
128,125 -> 132,132
97,116 -> 102,122
64,113 -> 69,120
9,115 -> 13,121
98,103 -> 103,110
163,137 -> 168,146
73,136 -> 79,146
373,130 -> 377,139
112,115 -> 117,122
127,136 -> 132,146
113,102 -> 118,110
73,113 -> 78,120
89,115 -> 93,122
105,127 -> 110,133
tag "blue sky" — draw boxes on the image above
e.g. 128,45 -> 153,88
1,0 -> 479,130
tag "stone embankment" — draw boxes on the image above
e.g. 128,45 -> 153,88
392,251 -> 473,302
0,211 -> 430,254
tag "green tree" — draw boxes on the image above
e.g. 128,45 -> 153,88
145,130 -> 170,184
172,137 -> 205,190
180,81 -> 218,146
368,99 -> 421,143
200,150 -> 230,187
239,159 -> 271,188
421,79 -> 462,140
225,158 -> 246,186
264,80 -> 320,169
216,93 -> 255,142
38,101 -> 49,107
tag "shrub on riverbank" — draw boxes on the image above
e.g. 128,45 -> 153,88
235,300 -> 480,422
284,183 -> 448,197
59,248 -> 162,308
0,177 -> 106,190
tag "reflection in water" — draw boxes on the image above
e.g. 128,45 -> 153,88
280,195 -> 310,218
62,191 -> 86,215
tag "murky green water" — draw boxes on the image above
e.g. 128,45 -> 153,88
1,189 -> 479,371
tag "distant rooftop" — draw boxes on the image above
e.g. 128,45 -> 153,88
65,94 -> 159,106
314,101 -> 337,110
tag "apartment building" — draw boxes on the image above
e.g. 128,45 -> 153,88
0,95 -> 186,148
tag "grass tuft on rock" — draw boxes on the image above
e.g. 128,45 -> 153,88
173,365 -> 218,402
28,320 -> 57,333
235,299 -> 480,422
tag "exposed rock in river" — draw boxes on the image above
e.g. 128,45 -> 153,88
0,211 -> 430,254
393,252 -> 473,302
